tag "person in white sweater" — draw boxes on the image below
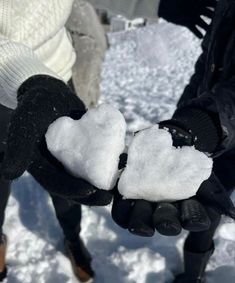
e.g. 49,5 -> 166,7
0,0 -> 216,282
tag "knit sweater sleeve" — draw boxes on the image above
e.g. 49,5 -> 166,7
0,35 -> 60,109
86,0 -> 160,19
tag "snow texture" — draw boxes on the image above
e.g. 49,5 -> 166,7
3,22 -> 235,283
46,104 -> 126,190
118,125 -> 213,202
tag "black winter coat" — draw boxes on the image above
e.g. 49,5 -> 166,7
176,0 -> 235,155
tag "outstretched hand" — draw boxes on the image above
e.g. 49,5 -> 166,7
112,173 -> 235,237
0,75 -> 112,206
112,193 -> 209,237
111,120 -> 234,237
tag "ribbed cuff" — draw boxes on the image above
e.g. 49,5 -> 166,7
17,75 -> 68,100
0,39 -> 59,109
172,108 -> 222,153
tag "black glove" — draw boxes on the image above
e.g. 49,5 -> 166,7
158,0 -> 217,38
0,75 -> 112,206
112,189 -> 214,237
112,119 -> 235,237
112,151 -> 212,237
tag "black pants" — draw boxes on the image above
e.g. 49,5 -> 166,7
0,103 -> 82,241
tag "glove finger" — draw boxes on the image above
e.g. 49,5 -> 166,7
128,200 -> 155,237
202,8 -> 215,19
112,191 -> 134,229
153,203 -> 182,236
189,26 -> 203,39
197,18 -> 210,32
180,199 -> 211,232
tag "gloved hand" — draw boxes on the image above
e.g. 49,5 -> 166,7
0,75 -> 112,206
112,117 -> 235,237
158,0 -> 217,38
112,151 -> 211,237
112,172 -> 235,237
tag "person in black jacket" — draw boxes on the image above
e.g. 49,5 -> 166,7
0,0 -> 217,282
112,0 -> 235,282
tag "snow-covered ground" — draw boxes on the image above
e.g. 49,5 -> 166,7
4,22 -> 235,283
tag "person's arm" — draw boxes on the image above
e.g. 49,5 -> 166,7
171,30 -> 235,157
112,119 -> 235,237
0,35 -> 112,206
153,27 -> 221,156
177,32 -> 210,108
173,76 -> 235,156
0,35 -> 59,109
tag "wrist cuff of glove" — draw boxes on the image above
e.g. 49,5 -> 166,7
17,75 -> 70,101
171,107 -> 222,153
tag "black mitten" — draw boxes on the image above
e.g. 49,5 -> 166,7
112,189 -> 155,237
111,118 -> 234,236
158,0 -> 217,38
1,75 -> 112,205
149,120 -> 219,235
112,190 -> 212,237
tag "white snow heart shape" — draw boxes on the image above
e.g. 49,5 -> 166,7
46,104 -> 127,191
118,125 -> 213,202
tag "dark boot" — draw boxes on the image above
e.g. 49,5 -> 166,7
173,243 -> 214,283
0,234 -> 7,282
65,237 -> 94,283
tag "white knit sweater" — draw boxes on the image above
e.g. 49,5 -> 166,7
0,0 -> 160,109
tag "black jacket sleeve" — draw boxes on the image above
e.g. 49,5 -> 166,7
177,36 -> 208,108
171,0 -> 235,157
171,27 -> 235,156
169,31 -> 222,155
195,77 -> 235,155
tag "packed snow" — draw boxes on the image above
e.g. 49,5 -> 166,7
46,104 -> 126,191
46,102 -> 212,201
118,125 -> 213,202
3,22 -> 235,283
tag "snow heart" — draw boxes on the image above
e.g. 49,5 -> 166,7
118,125 -> 213,202
46,104 -> 127,190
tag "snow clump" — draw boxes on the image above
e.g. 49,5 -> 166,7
118,125 -> 213,202
46,104 -> 127,190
